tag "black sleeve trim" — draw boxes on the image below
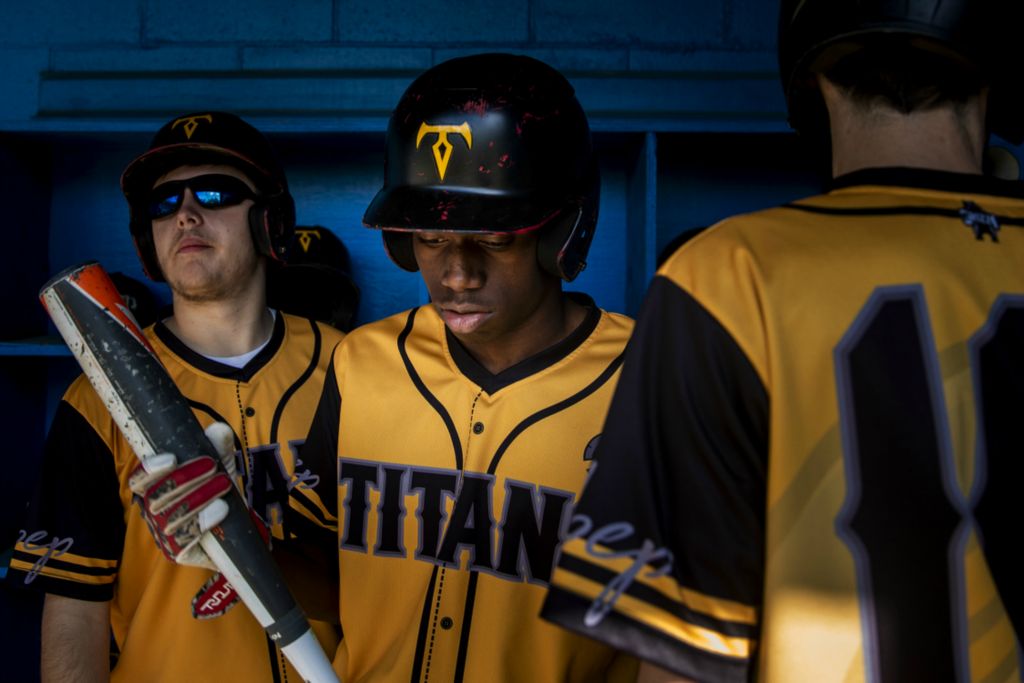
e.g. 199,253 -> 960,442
8,571 -> 115,602
542,589 -> 749,683
556,553 -> 757,640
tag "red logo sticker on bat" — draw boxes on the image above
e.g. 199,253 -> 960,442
69,263 -> 156,354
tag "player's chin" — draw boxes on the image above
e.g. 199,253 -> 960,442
166,272 -> 233,303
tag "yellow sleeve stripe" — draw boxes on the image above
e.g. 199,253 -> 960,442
551,564 -> 753,659
13,545 -> 118,570
561,538 -> 758,625
8,558 -> 116,586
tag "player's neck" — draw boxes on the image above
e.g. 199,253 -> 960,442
454,291 -> 587,376
164,289 -> 275,358
821,78 -> 987,178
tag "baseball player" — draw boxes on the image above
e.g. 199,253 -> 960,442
9,112 -> 344,681
287,53 -> 636,681
542,2 -> 1024,682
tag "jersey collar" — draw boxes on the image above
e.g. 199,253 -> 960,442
829,166 -> 1024,199
152,310 -> 286,381
445,292 -> 601,395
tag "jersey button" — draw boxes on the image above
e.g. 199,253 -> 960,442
472,421 -> 484,434
440,617 -> 454,630
245,407 -> 256,417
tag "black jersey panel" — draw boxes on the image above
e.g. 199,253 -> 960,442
573,275 -> 769,605
9,400 -> 125,599
299,355 -> 342,520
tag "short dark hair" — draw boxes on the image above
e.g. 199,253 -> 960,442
824,40 -> 985,114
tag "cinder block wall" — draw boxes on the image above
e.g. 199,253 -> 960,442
0,0 -> 782,127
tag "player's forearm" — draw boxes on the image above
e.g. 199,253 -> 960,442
637,661 -> 698,683
41,594 -> 111,683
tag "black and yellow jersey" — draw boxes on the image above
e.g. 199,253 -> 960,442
10,312 -> 344,683
543,168 -> 1024,682
299,295 -> 639,682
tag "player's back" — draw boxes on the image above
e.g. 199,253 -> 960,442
664,167 -> 1023,681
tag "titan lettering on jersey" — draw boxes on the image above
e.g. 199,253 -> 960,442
244,439 -> 315,536
338,457 -> 574,584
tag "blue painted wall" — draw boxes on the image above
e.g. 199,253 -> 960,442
0,0 -> 810,335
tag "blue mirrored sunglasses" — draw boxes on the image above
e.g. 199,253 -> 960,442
148,174 -> 257,219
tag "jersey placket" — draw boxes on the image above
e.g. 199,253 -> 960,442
419,388 -> 497,682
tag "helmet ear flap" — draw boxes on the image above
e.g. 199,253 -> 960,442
382,231 -> 418,272
248,194 -> 295,263
537,207 -> 592,281
249,202 -> 272,257
129,213 -> 165,282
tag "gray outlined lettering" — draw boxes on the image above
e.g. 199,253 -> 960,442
566,514 -> 674,627
16,530 -> 75,584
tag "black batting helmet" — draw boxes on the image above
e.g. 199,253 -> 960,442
779,0 -> 1024,143
267,226 -> 361,332
121,111 -> 296,281
363,53 -> 599,282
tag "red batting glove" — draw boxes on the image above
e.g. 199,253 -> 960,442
128,422 -> 238,569
128,454 -> 233,570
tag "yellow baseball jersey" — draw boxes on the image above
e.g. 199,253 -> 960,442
10,312 -> 343,682
543,168 -> 1024,682
299,295 -> 638,682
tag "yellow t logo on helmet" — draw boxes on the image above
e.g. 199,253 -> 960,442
415,122 -> 472,181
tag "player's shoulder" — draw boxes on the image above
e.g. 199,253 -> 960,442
62,372 -> 102,409
59,373 -> 117,440
658,202 -> 795,275
275,313 -> 347,369
281,311 -> 347,345
336,306 -> 429,353
596,307 -> 635,340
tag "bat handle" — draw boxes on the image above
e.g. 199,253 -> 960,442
199,534 -> 340,682
281,631 -> 342,683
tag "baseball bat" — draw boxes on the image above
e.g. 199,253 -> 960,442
40,261 -> 339,683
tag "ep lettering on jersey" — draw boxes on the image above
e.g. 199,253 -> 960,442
15,529 -> 74,584
564,513 -> 674,627
338,457 -> 575,584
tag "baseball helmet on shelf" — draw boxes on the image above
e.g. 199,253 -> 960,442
266,226 -> 361,332
363,53 -> 600,282
779,0 -> 1024,143
121,111 -> 296,281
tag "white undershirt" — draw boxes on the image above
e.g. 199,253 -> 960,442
202,309 -> 277,368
